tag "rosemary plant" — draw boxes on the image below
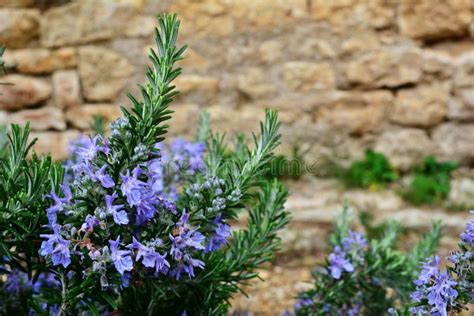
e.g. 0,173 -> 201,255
0,14 -> 289,315
293,209 -> 441,316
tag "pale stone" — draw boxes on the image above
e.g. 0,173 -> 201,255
399,0 -> 471,41
432,123 -> 474,164
237,68 -> 275,99
278,108 -> 307,125
231,0 -> 307,29
448,96 -> 474,122
30,130 -> 80,160
449,53 -> 474,121
0,75 -> 52,110
345,48 -> 422,88
52,70 -> 81,109
178,48 -> 209,70
207,105 -> 263,135
0,9 -> 40,48
284,62 -> 335,91
143,0 -> 173,14
0,110 -> 7,125
4,47 -> 76,74
175,75 -> 219,99
123,15 -> 156,38
422,50 -> 455,80
448,177 -> 474,208
340,34 -> 380,56
299,39 -> 336,59
315,90 -> 393,135
453,52 -> 474,89
8,107 -> 66,131
110,38 -> 149,71
171,0 -> 306,37
390,84 -> 449,127
310,0 -> 395,29
374,128 -> 435,170
280,226 -> 329,254
386,208 -> 469,230
40,3 -> 82,47
259,40 -> 284,64
65,104 -> 121,130
304,133 -> 374,170
41,0 -> 152,47
341,189 -> 404,214
458,89 -> 474,109
114,0 -> 145,7
78,46 -> 133,102
167,103 -> 201,137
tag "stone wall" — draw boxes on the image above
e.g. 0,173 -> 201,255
0,0 -> 473,169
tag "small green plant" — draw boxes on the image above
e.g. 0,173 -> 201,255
403,156 -> 457,205
343,150 -> 398,190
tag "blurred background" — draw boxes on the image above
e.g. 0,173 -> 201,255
0,0 -> 473,313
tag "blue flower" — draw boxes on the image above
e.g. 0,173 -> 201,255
460,214 -> 473,246
129,237 -> 169,275
328,247 -> 354,279
170,254 -> 205,279
120,167 -> 147,206
46,184 -> 72,225
205,216 -> 231,252
168,210 -> 206,279
39,226 -> 71,268
121,273 -> 131,289
410,289 -> 424,302
81,214 -> 100,231
51,238 -> 71,268
109,236 -> 133,275
347,304 -> 361,316
147,158 -> 165,194
415,256 -> 440,286
2,269 -> 25,295
343,230 -> 367,252
411,255 -> 459,316
90,164 -> 115,188
426,271 -> 458,315
120,167 -> 162,224
294,297 -> 313,310
76,136 -> 102,162
170,211 -> 205,259
408,306 -> 424,315
170,138 -> 206,175
2,269 -> 58,296
105,192 -> 128,225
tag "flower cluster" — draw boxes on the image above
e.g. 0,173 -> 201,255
39,132 -> 217,287
293,210 -> 442,316
409,212 -> 473,315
